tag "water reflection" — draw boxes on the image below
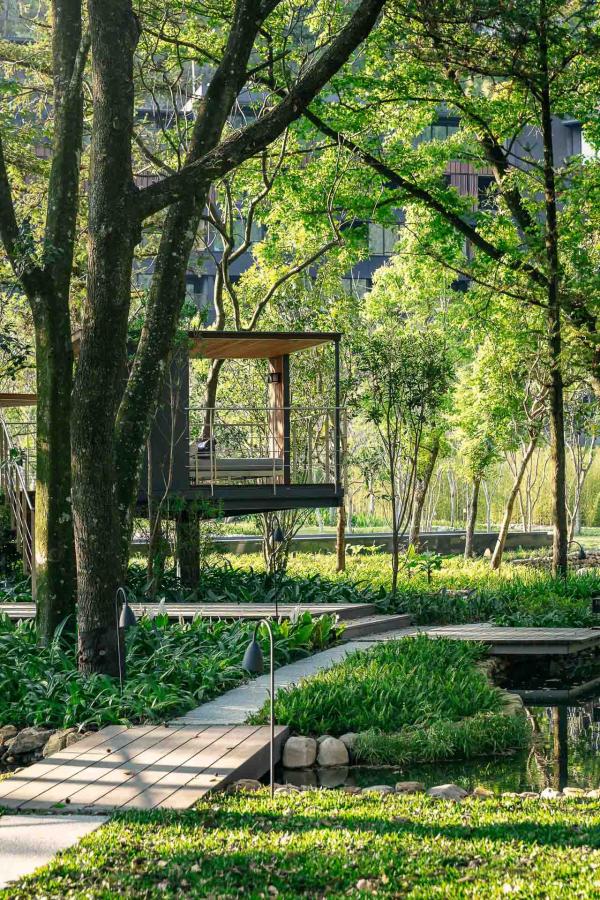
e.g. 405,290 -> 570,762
280,697 -> 600,794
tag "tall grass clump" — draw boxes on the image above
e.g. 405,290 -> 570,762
251,635 -> 506,735
354,712 -> 531,765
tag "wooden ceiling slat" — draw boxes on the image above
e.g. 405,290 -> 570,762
188,331 -> 339,359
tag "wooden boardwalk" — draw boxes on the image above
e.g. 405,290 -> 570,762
0,725 -> 288,812
387,624 -> 600,656
0,601 -> 375,623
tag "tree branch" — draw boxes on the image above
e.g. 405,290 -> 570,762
134,0 -> 385,219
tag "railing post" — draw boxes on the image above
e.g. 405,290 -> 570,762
334,338 -> 342,492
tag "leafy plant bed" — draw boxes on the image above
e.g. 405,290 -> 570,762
251,636 -> 530,765
0,611 -> 338,732
225,554 -> 600,628
4,791 -> 600,898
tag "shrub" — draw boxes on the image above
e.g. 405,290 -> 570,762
0,611 -> 339,730
251,636 -> 506,735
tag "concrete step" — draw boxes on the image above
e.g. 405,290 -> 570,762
340,613 -> 413,640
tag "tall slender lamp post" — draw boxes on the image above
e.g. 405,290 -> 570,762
115,586 -> 137,690
242,619 -> 275,797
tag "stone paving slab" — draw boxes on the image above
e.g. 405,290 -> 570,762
0,814 -> 107,889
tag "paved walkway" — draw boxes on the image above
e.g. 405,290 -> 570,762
0,814 -> 107,890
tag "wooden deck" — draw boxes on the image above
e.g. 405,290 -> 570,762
0,725 -> 288,812
0,601 -> 376,623
416,624 -> 600,656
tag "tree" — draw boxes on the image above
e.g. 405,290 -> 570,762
564,388 -> 599,540
0,0 -> 385,673
299,0 -> 600,574
355,320 -> 452,591
451,353 -> 499,558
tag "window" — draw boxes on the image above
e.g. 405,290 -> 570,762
368,223 -> 397,256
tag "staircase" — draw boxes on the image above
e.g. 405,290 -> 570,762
0,409 -> 35,580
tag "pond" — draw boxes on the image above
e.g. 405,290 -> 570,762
280,696 -> 600,794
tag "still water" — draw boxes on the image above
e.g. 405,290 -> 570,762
281,698 -> 600,794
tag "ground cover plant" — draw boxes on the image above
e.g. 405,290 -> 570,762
251,635 -> 530,763
0,612 -> 338,730
226,553 -> 600,628
3,790 -> 600,898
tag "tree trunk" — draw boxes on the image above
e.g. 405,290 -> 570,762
336,503 -> 346,572
72,0 -> 139,676
146,439 -> 166,599
464,475 -> 481,560
33,306 -> 76,641
176,508 -> 199,591
202,358 -> 225,440
539,12 -> 568,577
408,434 -> 440,549
490,435 -> 538,569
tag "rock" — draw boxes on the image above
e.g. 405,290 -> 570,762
317,737 -> 349,767
586,789 -> 600,799
342,785 -> 362,795
0,725 -> 18,745
6,727 -> 53,756
539,787 -> 562,799
362,784 -> 394,795
316,734 -> 331,745
472,786 -> 494,798
562,787 -> 585,797
395,781 -> 425,794
282,736 -> 317,769
339,733 -> 358,757
274,784 -> 301,795
517,792 -> 539,799
229,779 -> 263,793
65,732 -> 86,748
483,547 -> 492,558
427,783 -> 469,801
43,728 -> 77,758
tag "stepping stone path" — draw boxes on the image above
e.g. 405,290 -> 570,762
0,814 -> 107,890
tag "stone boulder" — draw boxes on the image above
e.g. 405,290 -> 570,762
562,787 -> 585,797
229,779 -> 263,793
43,728 -> 77,758
395,781 -> 425,794
6,727 -> 53,757
539,787 -> 562,800
362,784 -> 394,795
427,783 -> 469,801
316,736 -> 349,767
282,736 -> 317,769
0,725 -> 18,745
339,733 -> 358,758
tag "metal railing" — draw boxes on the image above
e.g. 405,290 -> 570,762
187,405 -> 343,491
0,411 -> 34,575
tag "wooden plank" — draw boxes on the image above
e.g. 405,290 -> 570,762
14,726 -> 166,811
122,725 -> 261,810
0,726 -> 130,805
60,726 -> 209,811
94,726 -> 236,811
163,726 -> 288,810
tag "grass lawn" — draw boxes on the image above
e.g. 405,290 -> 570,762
3,791 -> 600,898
